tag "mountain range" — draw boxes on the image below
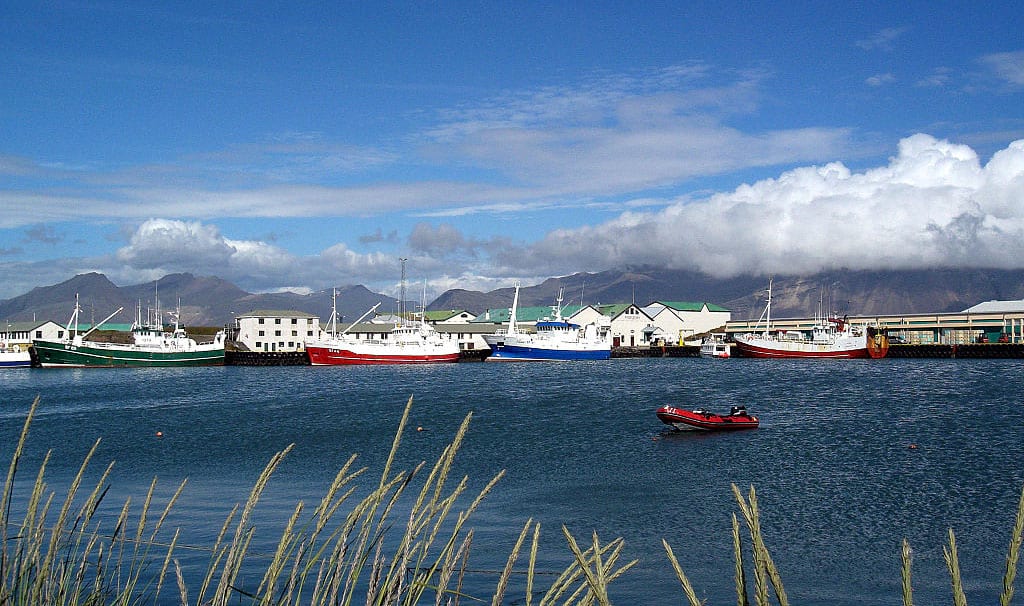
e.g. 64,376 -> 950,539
2,267 -> 1023,328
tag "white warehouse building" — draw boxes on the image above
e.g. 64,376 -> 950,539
234,310 -> 321,352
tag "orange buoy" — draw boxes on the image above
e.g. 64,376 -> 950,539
156,431 -> 164,438
908,443 -> 917,450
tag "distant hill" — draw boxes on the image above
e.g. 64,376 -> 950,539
428,267 -> 1024,319
0,273 -> 404,327
3,267 -> 1024,327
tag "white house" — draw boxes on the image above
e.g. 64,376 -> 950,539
596,304 -> 654,347
423,309 -> 477,324
234,310 -> 321,352
3,320 -> 67,351
642,302 -> 731,344
565,305 -> 606,327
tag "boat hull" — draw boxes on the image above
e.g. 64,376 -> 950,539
305,345 -> 459,365
32,340 -> 225,367
0,351 -> 32,368
656,405 -> 759,431
733,337 -> 871,359
483,343 -> 611,361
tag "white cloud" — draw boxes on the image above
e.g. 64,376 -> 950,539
855,27 -> 908,52
916,67 -> 952,88
116,218 -> 299,290
866,73 -> 896,87
512,135 -> 1024,277
4,134 -> 1023,301
116,219 -> 236,269
425,67 -> 853,196
979,50 -> 1024,87
0,64 -> 855,230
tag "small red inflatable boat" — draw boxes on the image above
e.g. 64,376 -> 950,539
656,405 -> 759,431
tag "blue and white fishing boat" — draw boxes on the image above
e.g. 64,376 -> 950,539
0,344 -> 32,368
483,283 -> 611,361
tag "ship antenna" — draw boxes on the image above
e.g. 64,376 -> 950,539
399,258 -> 407,327
329,288 -> 338,338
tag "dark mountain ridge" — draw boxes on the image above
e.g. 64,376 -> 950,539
2,267 -> 1023,327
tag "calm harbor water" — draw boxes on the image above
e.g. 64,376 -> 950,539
2,358 -> 1023,605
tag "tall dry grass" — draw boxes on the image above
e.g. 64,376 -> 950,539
3,395 -> 1023,604
1,396 -> 637,605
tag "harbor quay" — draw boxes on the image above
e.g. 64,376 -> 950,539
223,341 -> 1024,365
9,296 -> 1024,367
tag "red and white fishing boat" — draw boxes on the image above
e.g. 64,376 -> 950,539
656,405 -> 759,431
304,270 -> 460,366
305,320 -> 460,365
733,280 -> 888,359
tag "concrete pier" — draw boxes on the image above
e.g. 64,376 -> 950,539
612,345 -> 700,358
886,343 -> 1024,358
226,351 -> 310,365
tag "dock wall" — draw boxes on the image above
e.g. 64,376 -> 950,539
612,345 -> 700,358
226,351 -> 310,365
223,343 -> 1023,364
226,348 -> 494,365
886,344 -> 1024,358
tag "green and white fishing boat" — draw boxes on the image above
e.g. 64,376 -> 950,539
32,295 -> 225,368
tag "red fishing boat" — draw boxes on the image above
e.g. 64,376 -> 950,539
656,405 -> 759,431
733,280 -> 888,359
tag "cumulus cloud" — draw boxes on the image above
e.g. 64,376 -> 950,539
408,222 -> 476,257
116,219 -> 237,269
512,135 -> 1024,277
109,135 -> 1024,293
113,218 -> 303,291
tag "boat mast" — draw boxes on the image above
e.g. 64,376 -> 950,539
67,294 -> 82,340
398,258 -> 407,327
171,298 -> 182,332
507,281 -> 520,336
420,279 -> 427,324
153,280 -> 160,328
764,278 -> 773,336
327,288 -> 338,338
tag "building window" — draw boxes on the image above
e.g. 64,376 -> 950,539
255,342 -> 262,349
288,342 -> 294,348
258,318 -> 265,324
258,330 -> 265,336
275,318 -> 281,324
291,318 -> 297,325
291,330 -> 298,337
275,330 -> 281,337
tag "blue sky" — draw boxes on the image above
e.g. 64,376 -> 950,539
2,2 -> 1023,301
